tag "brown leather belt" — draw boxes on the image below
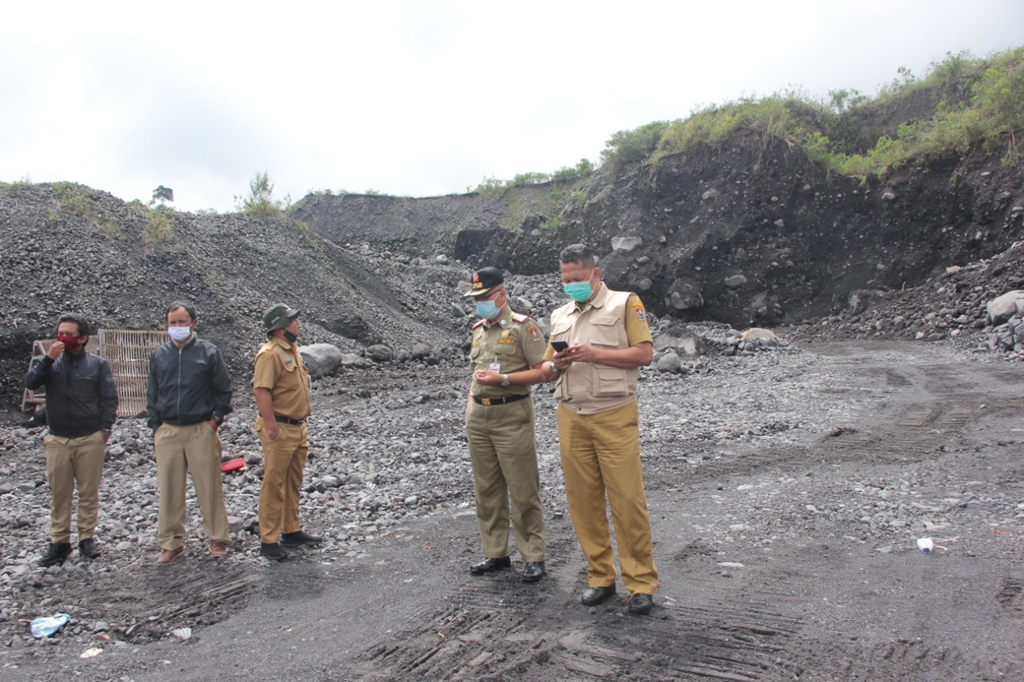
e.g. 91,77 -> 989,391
274,415 -> 306,426
472,394 -> 528,407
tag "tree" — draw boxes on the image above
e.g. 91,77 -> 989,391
151,185 -> 174,206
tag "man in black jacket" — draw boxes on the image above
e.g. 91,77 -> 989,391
24,314 -> 118,567
146,302 -> 233,564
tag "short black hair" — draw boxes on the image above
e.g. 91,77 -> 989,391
166,301 -> 197,322
559,244 -> 597,268
56,314 -> 91,336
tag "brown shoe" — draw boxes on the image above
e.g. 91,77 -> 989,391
156,546 -> 185,565
209,540 -> 228,557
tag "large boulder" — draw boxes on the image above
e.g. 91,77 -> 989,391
986,291 -> 1024,325
654,325 -> 705,356
299,343 -> 343,377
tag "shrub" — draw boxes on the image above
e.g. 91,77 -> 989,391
143,208 -> 174,243
236,171 -> 285,216
601,121 -> 672,166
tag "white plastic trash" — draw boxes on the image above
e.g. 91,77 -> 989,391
30,613 -> 71,638
916,537 -> 934,553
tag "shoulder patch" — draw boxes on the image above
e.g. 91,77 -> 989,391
511,312 -> 530,323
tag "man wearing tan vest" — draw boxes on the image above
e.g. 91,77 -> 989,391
546,244 -> 658,615
474,244 -> 659,614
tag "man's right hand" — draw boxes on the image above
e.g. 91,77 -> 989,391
265,422 -> 280,440
46,341 -> 64,360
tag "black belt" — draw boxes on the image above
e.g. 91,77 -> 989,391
472,394 -> 528,406
274,415 -> 306,426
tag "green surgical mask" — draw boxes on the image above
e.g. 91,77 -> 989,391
563,280 -> 593,303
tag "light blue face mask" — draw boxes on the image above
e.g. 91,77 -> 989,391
167,325 -> 193,342
563,279 -> 593,303
476,299 -> 500,320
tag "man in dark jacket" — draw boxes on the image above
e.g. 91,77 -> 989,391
24,314 -> 118,567
146,302 -> 233,564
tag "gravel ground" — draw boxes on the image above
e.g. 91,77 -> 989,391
2,332 -> 1023,681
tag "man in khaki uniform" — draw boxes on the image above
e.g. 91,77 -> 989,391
547,244 -> 658,615
463,267 -> 548,582
24,314 -> 117,567
253,304 -> 321,561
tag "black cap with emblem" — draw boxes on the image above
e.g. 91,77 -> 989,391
465,267 -> 504,297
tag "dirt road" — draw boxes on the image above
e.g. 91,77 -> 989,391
3,341 -> 1023,681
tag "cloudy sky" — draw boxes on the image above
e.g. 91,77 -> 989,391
2,1 -> 1022,213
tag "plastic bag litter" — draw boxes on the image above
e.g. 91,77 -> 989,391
30,612 -> 71,638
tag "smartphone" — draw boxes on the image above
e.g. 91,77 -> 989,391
551,340 -> 569,352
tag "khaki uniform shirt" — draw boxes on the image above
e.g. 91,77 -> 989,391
470,306 -> 547,400
545,284 -> 652,415
253,337 -> 311,420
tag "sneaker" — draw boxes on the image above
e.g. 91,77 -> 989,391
209,540 -> 228,557
39,542 -> 72,567
78,538 -> 101,559
279,530 -> 322,548
156,546 -> 185,565
260,542 -> 288,561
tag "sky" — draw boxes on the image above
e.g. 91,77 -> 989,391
2,1 -> 1023,213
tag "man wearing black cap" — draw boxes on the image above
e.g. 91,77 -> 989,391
253,303 -> 321,561
462,267 -> 548,582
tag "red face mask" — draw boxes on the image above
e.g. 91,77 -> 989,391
57,335 -> 83,353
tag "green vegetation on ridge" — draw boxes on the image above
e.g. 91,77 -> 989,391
600,47 -> 1024,180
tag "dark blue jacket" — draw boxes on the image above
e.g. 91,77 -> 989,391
146,336 -> 233,430
24,351 -> 118,438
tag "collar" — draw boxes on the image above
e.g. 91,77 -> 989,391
270,335 -> 294,351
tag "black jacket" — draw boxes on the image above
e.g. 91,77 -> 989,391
24,351 -> 118,438
146,336 -> 233,430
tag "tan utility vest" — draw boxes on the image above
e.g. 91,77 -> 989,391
549,286 -> 639,415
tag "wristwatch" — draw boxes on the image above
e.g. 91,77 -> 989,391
549,361 -> 559,374
212,414 -> 224,426
501,374 -> 510,386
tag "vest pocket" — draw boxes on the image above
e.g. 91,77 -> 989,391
595,366 -> 629,397
589,317 -> 622,347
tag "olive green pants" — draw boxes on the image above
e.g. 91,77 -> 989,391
44,431 -> 106,544
466,398 -> 545,562
557,401 -> 658,595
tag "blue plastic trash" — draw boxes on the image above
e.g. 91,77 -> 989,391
30,613 -> 71,638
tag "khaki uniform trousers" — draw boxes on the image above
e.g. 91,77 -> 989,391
155,422 -> 230,551
256,422 -> 308,544
465,398 -> 545,562
557,401 -> 658,594
44,431 -> 106,544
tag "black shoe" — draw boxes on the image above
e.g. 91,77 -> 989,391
522,561 -> 545,583
280,531 -> 322,548
78,538 -> 100,559
260,542 -> 289,561
628,592 -> 654,615
469,556 -> 511,575
581,584 -> 616,606
39,542 -> 72,567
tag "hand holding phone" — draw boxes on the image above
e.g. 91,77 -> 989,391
551,340 -> 569,352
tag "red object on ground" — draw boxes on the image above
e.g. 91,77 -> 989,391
220,458 -> 245,473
